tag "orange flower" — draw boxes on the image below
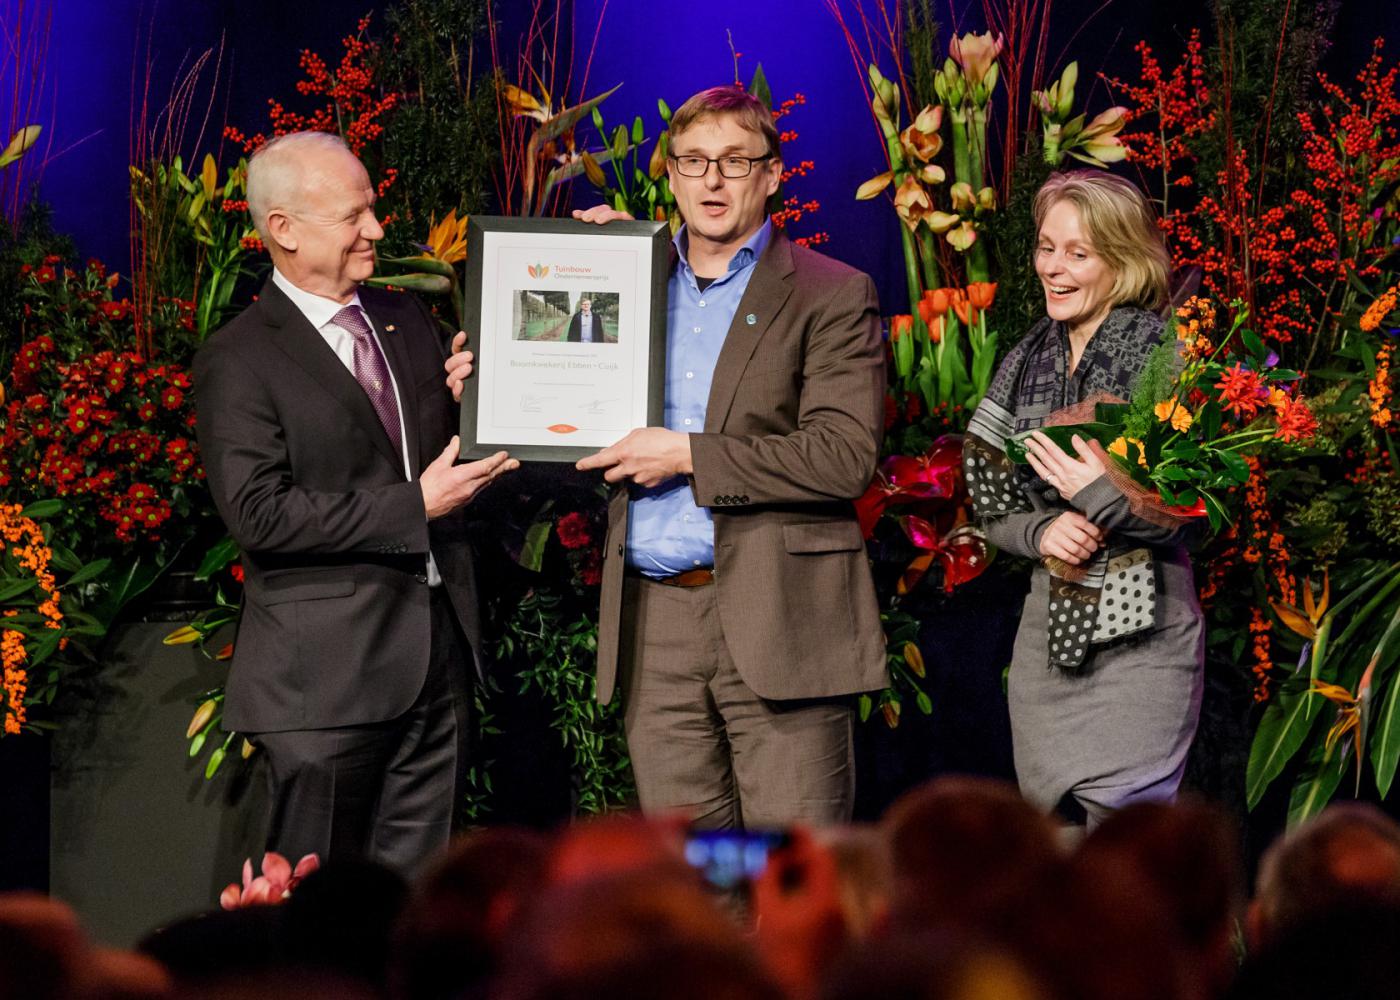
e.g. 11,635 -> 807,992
967,281 -> 997,312
1273,396 -> 1318,442
949,288 -> 972,325
0,504 -> 64,736
1107,436 -> 1148,467
1360,283 -> 1397,332
890,315 -> 914,341
1154,399 -> 1193,432
1215,364 -> 1267,418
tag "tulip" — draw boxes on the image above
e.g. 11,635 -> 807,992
890,314 -> 914,341
967,282 -> 997,312
949,288 -> 972,326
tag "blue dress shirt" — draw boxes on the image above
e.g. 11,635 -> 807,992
625,220 -> 774,578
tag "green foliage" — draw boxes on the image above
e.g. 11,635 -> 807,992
497,588 -> 633,814
903,0 -> 941,113
985,149 -> 1053,354
0,200 -> 73,373
375,0 -> 500,252
1205,0 -> 1339,187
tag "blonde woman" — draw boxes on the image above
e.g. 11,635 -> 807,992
962,170 -> 1204,826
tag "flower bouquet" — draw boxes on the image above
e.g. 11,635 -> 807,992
1004,299 -> 1318,531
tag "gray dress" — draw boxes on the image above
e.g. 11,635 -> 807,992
963,308 -> 1205,824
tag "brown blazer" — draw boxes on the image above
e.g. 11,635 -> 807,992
596,233 -> 889,704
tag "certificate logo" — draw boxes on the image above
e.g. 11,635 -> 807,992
527,262 -> 550,279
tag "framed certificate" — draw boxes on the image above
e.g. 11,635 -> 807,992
459,216 -> 670,462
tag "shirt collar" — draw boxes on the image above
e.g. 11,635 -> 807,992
672,219 -> 774,281
272,268 -> 366,332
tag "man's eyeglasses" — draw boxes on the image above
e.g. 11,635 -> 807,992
668,153 -> 774,179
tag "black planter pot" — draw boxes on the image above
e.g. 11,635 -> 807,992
0,731 -> 51,892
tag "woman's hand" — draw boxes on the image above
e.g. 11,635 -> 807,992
1025,431 -> 1108,500
1039,511 -> 1106,565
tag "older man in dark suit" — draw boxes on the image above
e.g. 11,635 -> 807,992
196,131 -> 516,872
448,86 -> 887,828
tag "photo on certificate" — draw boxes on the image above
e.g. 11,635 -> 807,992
460,217 -> 669,462
512,290 -> 621,344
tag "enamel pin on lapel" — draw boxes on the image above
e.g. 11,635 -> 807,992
746,313 -> 757,325
384,324 -> 396,332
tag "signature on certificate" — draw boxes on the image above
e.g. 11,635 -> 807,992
519,393 -> 555,413
580,398 -> 617,415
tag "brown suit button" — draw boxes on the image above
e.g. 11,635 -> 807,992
739,495 -> 749,504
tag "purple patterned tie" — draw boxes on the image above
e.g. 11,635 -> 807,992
332,305 -> 402,456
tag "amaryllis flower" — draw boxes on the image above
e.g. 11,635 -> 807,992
899,105 -> 944,162
946,221 -> 978,252
220,852 -> 320,909
949,31 -> 1004,88
894,177 -> 934,231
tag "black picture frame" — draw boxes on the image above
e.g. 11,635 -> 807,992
458,215 -> 670,463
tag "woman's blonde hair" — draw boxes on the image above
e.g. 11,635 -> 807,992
1033,170 -> 1170,312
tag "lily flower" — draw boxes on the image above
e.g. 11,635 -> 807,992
220,852 -> 320,910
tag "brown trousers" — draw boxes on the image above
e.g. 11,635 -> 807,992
619,575 -> 855,829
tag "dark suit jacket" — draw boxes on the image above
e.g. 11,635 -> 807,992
595,233 -> 889,704
194,278 -> 481,734
565,311 -> 610,342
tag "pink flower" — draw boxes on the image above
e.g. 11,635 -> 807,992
219,851 -> 320,909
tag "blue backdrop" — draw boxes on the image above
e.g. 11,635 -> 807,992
15,0 -> 1399,312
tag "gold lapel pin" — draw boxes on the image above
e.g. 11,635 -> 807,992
385,324 -> 396,332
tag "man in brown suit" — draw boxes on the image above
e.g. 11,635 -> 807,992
449,87 -> 886,827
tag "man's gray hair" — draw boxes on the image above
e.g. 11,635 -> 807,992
246,131 -> 353,241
